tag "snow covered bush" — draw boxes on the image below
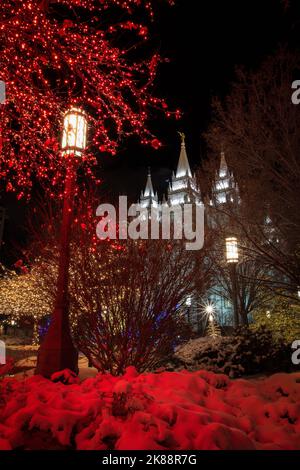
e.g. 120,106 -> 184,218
251,297 -> 300,344
0,368 -> 299,450
162,327 -> 294,378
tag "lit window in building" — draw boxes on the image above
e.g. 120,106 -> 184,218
217,195 -> 226,204
216,180 -> 229,191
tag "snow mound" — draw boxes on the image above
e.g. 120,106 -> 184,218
170,331 -> 293,378
0,368 -> 299,450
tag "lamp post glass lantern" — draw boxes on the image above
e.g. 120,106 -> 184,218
36,107 -> 88,378
225,237 -> 239,264
61,107 -> 87,157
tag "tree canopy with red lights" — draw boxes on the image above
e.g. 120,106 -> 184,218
0,0 -> 174,198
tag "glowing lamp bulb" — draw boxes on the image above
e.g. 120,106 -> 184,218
205,305 -> 214,315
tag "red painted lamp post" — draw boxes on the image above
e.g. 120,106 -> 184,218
36,107 -> 88,378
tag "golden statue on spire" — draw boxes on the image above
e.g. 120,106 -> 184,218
178,131 -> 185,144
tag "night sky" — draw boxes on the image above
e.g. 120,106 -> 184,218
99,0 -> 300,199
1,0 -> 300,261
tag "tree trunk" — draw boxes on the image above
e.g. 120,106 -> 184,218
240,309 -> 249,326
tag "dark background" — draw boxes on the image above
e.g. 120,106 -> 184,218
1,0 -> 300,262
100,0 -> 300,199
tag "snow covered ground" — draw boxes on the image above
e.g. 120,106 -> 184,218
0,367 -> 299,450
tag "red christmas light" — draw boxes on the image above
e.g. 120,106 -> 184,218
0,0 -> 173,197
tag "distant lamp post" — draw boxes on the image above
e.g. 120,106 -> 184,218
225,237 -> 239,328
205,304 -> 214,314
36,107 -> 88,378
205,305 -> 214,318
206,306 -> 214,324
199,300 -> 216,330
186,296 -> 192,323
200,300 -> 220,338
297,287 -> 300,300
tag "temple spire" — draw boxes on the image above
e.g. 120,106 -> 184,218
143,167 -> 155,197
176,132 -> 192,178
219,150 -> 229,176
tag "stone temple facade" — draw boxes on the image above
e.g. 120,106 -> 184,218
137,134 -> 240,327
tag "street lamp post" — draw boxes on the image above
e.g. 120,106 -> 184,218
36,107 -> 88,378
205,304 -> 214,321
225,237 -> 239,329
186,296 -> 192,324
